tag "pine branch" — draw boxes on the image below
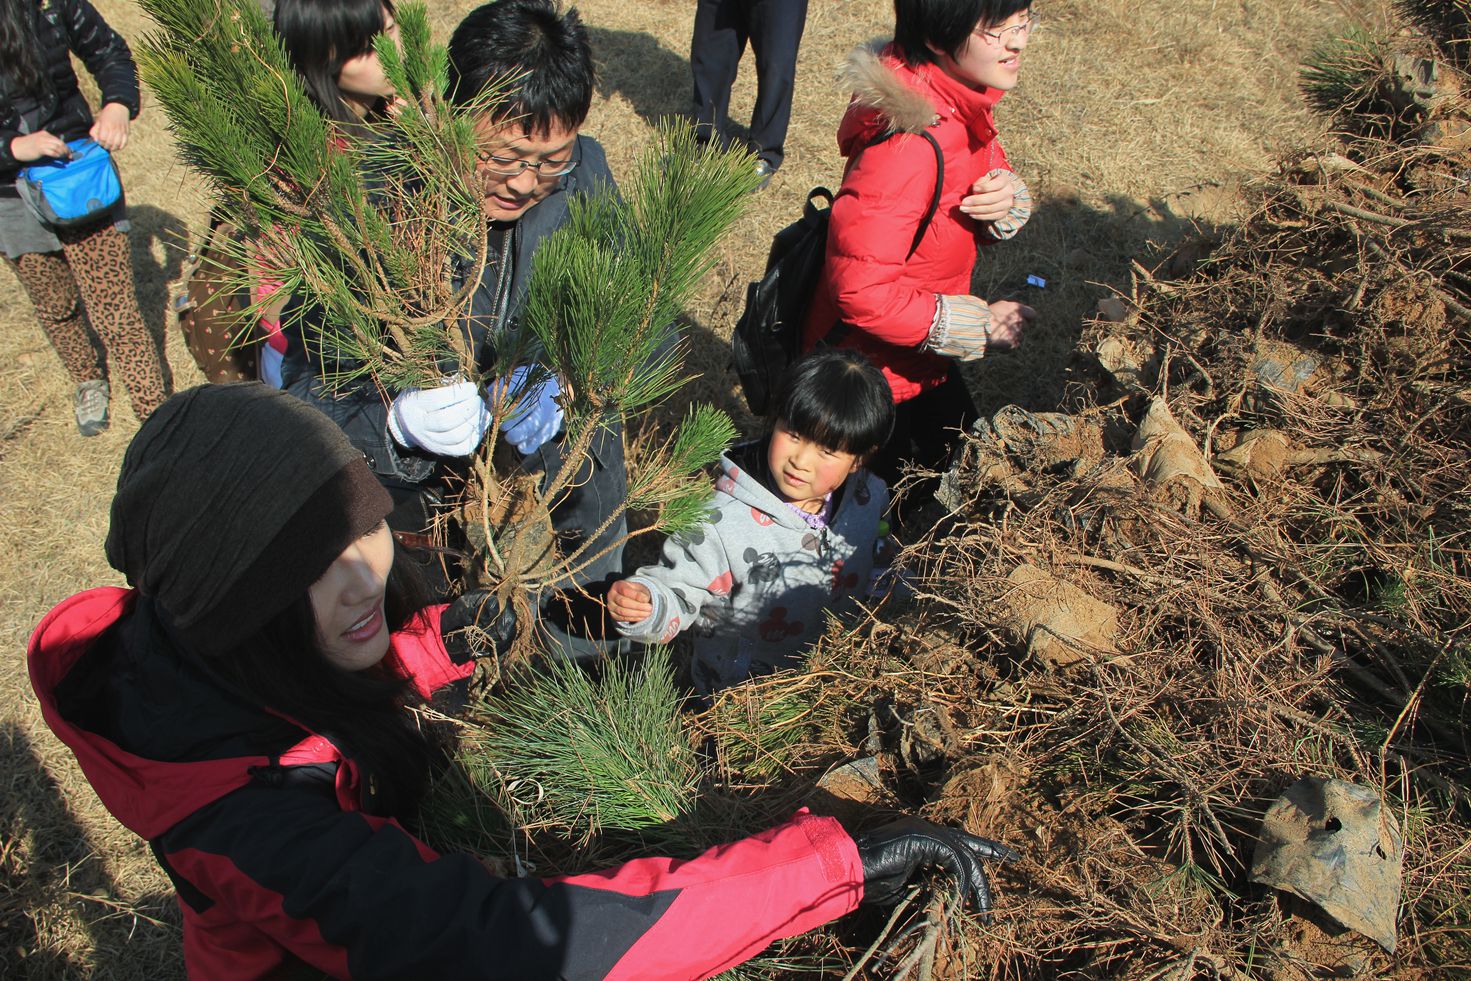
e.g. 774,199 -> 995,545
142,0 -> 757,629
521,120 -> 761,429
140,0 -> 502,394
461,647 -> 698,840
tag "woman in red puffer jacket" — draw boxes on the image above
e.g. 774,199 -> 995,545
803,0 -> 1039,494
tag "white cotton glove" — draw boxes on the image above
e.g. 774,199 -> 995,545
499,366 -> 564,456
387,380 -> 493,457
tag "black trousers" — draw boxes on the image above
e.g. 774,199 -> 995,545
689,0 -> 809,169
869,370 -> 978,521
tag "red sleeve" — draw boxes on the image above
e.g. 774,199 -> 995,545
159,784 -> 862,981
558,810 -> 863,980
388,605 -> 475,700
825,133 -> 945,347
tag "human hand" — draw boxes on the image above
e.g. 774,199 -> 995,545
10,130 -> 69,162
607,580 -> 653,623
986,300 -> 1036,351
498,366 -> 564,456
440,589 -> 518,663
387,379 -> 492,457
856,816 -> 1021,918
959,168 -> 1014,223
89,103 -> 131,152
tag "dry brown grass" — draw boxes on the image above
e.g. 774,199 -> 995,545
0,0 -> 1362,976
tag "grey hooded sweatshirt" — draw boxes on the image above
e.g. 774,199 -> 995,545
617,442 -> 888,693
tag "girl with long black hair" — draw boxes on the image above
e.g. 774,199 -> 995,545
31,382 -> 1019,980
273,0 -> 400,125
0,0 -> 169,435
230,0 -> 399,387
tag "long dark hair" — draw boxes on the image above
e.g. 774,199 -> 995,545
206,547 -> 442,818
0,0 -> 47,96
273,0 -> 393,125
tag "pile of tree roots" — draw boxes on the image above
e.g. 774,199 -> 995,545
421,14 -> 1470,979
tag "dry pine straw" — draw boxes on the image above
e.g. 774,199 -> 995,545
898,483 -> 1456,976
870,111 -> 1471,974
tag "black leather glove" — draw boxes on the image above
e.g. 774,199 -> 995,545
440,590 -> 517,664
856,817 -> 1020,917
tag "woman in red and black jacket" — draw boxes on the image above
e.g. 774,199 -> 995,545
0,0 -> 169,434
802,0 -> 1040,499
29,382 -> 1018,980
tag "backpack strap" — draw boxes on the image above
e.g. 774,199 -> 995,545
858,128 -> 943,259
909,130 -> 944,259
824,128 -> 946,347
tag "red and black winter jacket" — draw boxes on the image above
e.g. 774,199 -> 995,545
0,0 -> 140,194
801,42 -> 1027,404
29,588 -> 864,979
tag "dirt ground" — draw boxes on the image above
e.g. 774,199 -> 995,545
0,0 -> 1352,976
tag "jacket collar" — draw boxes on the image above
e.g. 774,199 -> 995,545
914,50 -> 1005,132
837,40 -> 1002,151
28,588 -> 355,840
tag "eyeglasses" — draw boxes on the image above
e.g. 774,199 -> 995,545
475,151 -> 579,179
974,12 -> 1039,46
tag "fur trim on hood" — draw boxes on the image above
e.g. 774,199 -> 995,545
838,39 -> 938,136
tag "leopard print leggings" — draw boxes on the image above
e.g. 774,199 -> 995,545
5,222 -> 169,421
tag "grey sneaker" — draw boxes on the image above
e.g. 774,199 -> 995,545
74,379 -> 110,437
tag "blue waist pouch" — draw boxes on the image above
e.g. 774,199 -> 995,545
18,138 -> 123,228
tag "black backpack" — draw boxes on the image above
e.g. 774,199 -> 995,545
732,130 -> 944,414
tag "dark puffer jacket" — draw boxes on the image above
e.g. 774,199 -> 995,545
0,0 -> 140,195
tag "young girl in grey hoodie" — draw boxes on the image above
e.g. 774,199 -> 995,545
609,350 -> 896,693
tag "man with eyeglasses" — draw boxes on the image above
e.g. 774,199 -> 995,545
280,0 -> 628,659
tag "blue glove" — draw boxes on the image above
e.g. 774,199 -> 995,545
387,380 -> 493,457
499,366 -> 564,456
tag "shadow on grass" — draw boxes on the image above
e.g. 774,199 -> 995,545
621,188 -> 1231,571
656,188 -> 1227,434
0,722 -> 181,980
587,26 -> 691,125
127,204 -> 190,394
965,188 -> 1227,415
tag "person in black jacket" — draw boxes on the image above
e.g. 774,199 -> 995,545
281,0 -> 631,661
0,0 -> 169,434
31,381 -> 1021,980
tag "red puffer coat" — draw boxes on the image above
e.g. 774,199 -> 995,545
801,42 -> 1029,404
